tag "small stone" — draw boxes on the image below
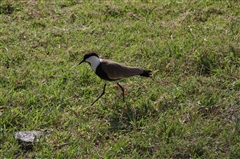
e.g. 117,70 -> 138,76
14,130 -> 45,143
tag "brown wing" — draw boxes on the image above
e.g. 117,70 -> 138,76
101,60 -> 144,80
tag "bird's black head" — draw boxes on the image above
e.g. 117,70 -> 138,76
79,52 -> 99,65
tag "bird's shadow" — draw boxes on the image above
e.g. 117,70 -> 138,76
107,102 -> 155,133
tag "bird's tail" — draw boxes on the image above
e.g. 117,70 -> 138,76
140,70 -> 152,77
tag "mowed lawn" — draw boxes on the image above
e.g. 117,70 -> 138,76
0,0 -> 239,158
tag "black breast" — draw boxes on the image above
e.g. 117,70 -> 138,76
95,63 -> 113,81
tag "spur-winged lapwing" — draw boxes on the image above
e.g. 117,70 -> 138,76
79,52 -> 152,105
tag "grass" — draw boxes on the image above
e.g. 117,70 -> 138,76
0,0 -> 239,158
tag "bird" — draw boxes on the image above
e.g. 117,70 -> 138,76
79,52 -> 152,105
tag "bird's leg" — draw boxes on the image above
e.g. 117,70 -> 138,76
91,82 -> 107,106
116,82 -> 125,102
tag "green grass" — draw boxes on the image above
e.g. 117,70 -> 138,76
0,0 -> 239,158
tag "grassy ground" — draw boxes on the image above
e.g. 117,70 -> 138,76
0,0 -> 239,158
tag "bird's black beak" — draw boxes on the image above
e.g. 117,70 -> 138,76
79,59 -> 85,65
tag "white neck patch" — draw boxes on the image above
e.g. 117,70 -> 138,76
85,56 -> 101,72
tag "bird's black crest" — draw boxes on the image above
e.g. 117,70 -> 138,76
84,52 -> 99,60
